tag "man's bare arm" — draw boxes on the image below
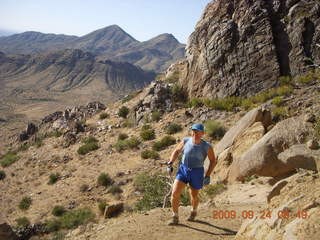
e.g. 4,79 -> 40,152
168,140 -> 184,164
205,146 -> 216,177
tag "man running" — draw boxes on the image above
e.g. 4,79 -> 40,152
167,123 -> 216,225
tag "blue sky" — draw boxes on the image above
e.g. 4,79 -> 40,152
0,0 -> 212,43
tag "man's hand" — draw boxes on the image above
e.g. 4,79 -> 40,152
203,176 -> 210,185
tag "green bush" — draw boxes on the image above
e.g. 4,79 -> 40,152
52,206 -> 66,217
45,219 -> 61,232
241,99 -> 254,110
98,201 -> 108,214
47,131 -> 63,138
141,124 -> 152,131
49,232 -> 66,240
272,107 -> 288,121
203,183 -> 227,197
141,150 -> 160,160
278,76 -> 292,86
134,172 -> 170,211
48,173 -> 60,185
108,185 -> 123,195
204,97 -> 242,111
140,129 -> 155,141
118,133 -> 129,141
118,106 -> 129,118
81,136 -> 98,144
114,140 -> 128,152
170,83 -> 188,103
122,119 -> 134,128
99,112 -> 109,120
165,123 -> 182,135
15,217 -> 30,227
187,98 -> 204,108
276,86 -> 293,96
77,142 -> 99,155
152,136 -> 176,151
0,152 -> 20,167
272,96 -> 283,106
295,71 -> 315,84
19,197 -> 32,210
180,188 -> 191,206
126,137 -> 141,149
204,120 -> 226,140
97,173 -> 113,187
0,170 -> 6,180
151,111 -> 162,122
59,208 -> 95,229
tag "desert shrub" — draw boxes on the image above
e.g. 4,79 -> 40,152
295,71 -> 315,84
118,106 -> 129,118
15,217 -> 30,227
19,197 -> 32,210
0,170 -> 6,180
152,136 -> 176,151
272,107 -> 288,121
80,184 -> 89,192
59,208 -> 95,229
241,99 -> 254,110
134,172 -> 170,211
204,120 -> 226,140
16,143 -> 31,152
187,98 -> 204,108
272,96 -> 283,106
141,150 -> 160,160
203,183 -> 227,197
97,173 -> 113,187
278,76 -> 292,86
0,152 -> 20,167
204,97 -> 242,111
49,232 -> 66,240
48,173 -> 60,185
47,131 -> 63,138
99,112 -> 109,120
140,129 -> 155,141
98,201 -> 108,214
118,133 -> 129,141
122,119 -> 134,128
108,185 -> 123,195
243,175 -> 258,183
165,123 -> 182,135
151,111 -> 162,122
52,206 -> 66,217
165,71 -> 179,83
114,140 -> 128,152
77,142 -> 99,155
276,86 -> 293,96
141,124 -> 152,131
45,219 -> 61,232
81,136 -> 98,144
170,83 -> 188,103
126,137 -> 141,149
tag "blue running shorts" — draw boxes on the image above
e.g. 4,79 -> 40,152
176,164 -> 204,190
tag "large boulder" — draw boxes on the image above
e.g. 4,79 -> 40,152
214,107 -> 271,156
228,116 -> 315,182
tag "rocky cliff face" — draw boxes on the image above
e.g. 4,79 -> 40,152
183,0 -> 320,98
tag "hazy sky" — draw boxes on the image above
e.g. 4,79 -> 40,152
0,0 -> 212,43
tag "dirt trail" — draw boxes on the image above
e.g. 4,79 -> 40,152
65,203 -> 264,240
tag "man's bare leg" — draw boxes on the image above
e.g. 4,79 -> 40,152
187,186 -> 199,221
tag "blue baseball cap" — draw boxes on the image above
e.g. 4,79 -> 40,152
191,123 -> 204,132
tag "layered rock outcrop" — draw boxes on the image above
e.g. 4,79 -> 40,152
182,0 -> 320,98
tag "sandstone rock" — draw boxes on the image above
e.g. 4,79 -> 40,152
214,107 -> 271,156
0,222 -> 18,240
211,147 -> 232,183
103,202 -> 124,218
267,180 -> 288,203
228,116 -> 314,182
231,122 -> 265,160
277,144 -> 319,171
